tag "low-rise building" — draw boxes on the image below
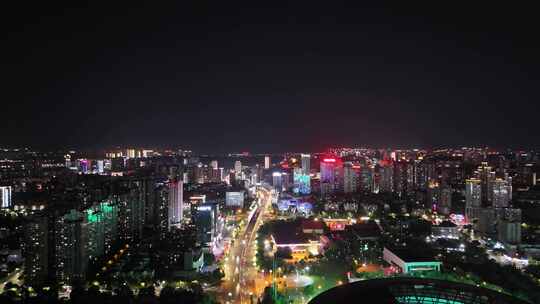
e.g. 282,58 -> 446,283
271,221 -> 323,261
383,247 -> 441,274
323,218 -> 351,231
301,219 -> 325,234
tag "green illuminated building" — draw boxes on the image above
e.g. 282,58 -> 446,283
383,247 -> 441,274
85,200 -> 118,260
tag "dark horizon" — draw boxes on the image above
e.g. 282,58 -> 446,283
2,3 -> 539,153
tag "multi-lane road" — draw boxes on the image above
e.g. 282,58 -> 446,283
218,186 -> 272,304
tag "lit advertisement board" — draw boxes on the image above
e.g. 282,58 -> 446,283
226,191 -> 244,207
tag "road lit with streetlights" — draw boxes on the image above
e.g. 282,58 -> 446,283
217,185 -> 273,304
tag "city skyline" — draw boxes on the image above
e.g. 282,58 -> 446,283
1,145 -> 539,157
1,145 -> 539,303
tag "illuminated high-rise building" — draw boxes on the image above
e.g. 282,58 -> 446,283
252,164 -> 263,184
407,161 -> 417,192
465,178 -> 482,208
193,202 -> 220,246
426,180 -> 440,211
23,215 -> 49,286
439,187 -> 452,215
85,201 -> 118,260
219,167 -> 225,181
393,161 -> 408,195
227,171 -> 235,186
210,160 -> 218,170
293,168 -> 311,194
0,186 -> 12,208
281,172 -> 291,191
301,154 -> 311,175
64,154 -> 72,168
234,160 -> 242,179
492,178 -> 511,208
194,163 -> 205,184
320,157 -> 343,196
379,160 -> 394,193
209,167 -> 220,182
155,185 -> 169,240
264,156 -> 270,169
79,159 -> 89,173
168,180 -> 183,229
476,162 -> 495,203
96,160 -> 104,173
465,178 -> 482,222
55,209 -> 87,284
250,173 -> 258,186
182,172 -> 189,184
360,165 -> 374,192
272,172 -> 283,191
117,181 -> 146,242
126,148 -> 136,158
415,160 -> 428,190
343,162 -> 357,193
394,161 -> 415,195
24,207 -> 113,287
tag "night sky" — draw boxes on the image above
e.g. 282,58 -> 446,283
2,2 -> 539,153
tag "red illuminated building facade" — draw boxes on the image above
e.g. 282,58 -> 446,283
320,156 -> 343,196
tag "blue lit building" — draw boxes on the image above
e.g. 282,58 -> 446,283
193,202 -> 220,246
293,168 -> 311,195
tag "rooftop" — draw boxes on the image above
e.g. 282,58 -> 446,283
272,220 -> 317,245
385,246 -> 437,263
348,221 -> 381,238
301,219 -> 325,231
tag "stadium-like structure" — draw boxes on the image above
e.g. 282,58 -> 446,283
308,278 -> 529,304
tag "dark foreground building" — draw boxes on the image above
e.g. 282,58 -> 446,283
309,278 -> 528,304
